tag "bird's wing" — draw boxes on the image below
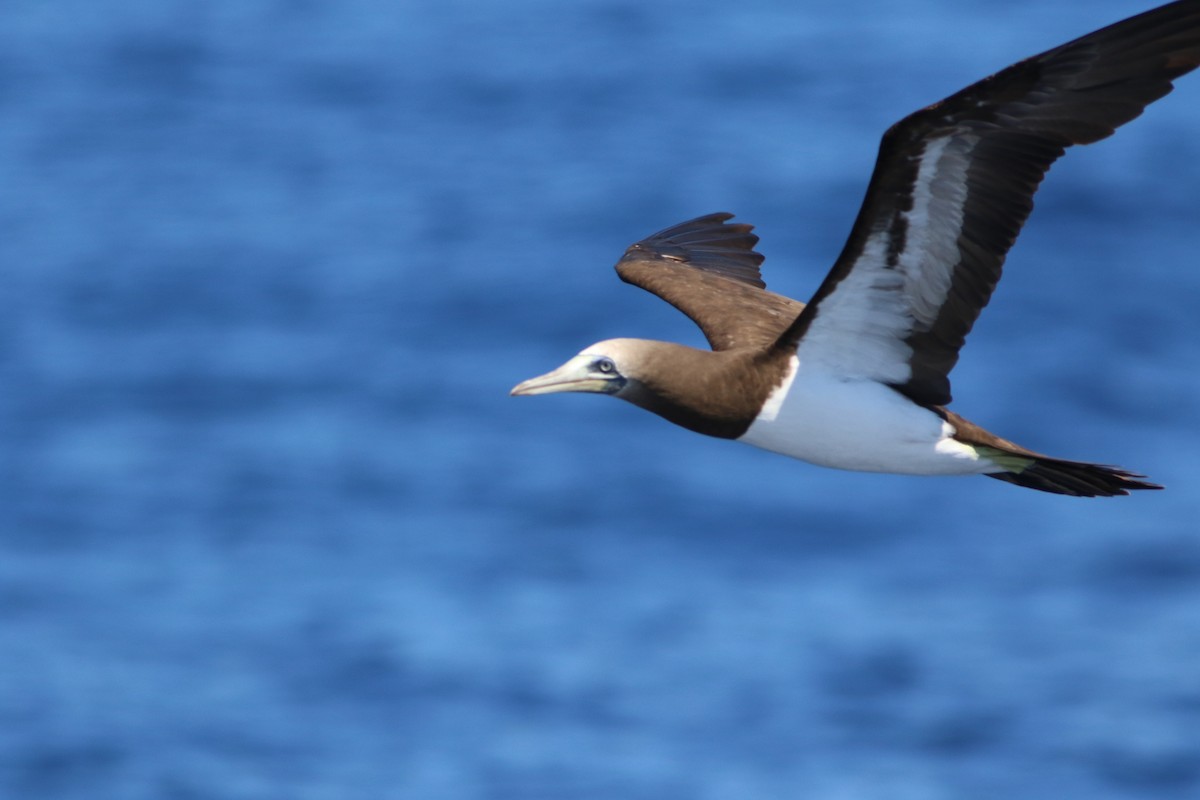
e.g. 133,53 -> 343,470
615,213 -> 804,351
776,0 -> 1200,406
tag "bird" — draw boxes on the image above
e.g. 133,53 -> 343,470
511,1 -> 1200,497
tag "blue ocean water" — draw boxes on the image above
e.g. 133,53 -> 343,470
2,0 -> 1199,797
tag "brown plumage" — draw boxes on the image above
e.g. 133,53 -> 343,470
616,214 -> 802,352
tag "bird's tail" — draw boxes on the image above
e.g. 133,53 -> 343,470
935,408 -> 1162,497
977,447 -> 1162,497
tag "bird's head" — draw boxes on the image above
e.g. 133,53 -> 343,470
510,339 -> 637,397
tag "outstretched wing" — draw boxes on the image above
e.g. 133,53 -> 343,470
778,0 -> 1200,406
615,213 -> 804,351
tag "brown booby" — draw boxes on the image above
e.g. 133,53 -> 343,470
512,1 -> 1200,497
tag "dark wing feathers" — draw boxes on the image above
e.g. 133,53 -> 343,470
615,213 -> 803,351
622,212 -> 767,288
612,3 -> 1199,382
775,0 -> 1200,406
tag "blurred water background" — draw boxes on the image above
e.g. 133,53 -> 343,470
2,1 -> 1199,798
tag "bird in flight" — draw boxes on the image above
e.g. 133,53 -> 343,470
512,1 -> 1200,496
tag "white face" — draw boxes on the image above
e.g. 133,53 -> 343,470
510,338 -> 637,397
577,338 -> 642,367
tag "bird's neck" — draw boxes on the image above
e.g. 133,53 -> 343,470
615,341 -> 790,440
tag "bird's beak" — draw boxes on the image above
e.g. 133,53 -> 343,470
510,356 -> 619,396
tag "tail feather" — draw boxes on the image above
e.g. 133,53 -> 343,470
982,453 -> 1162,497
935,407 -> 1162,497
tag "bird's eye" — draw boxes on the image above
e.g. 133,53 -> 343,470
594,357 -> 616,374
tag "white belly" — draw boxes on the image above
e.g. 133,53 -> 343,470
737,356 -> 996,476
